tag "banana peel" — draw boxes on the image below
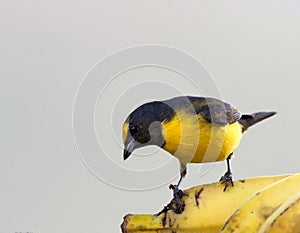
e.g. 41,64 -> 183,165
121,174 -> 290,233
220,173 -> 300,232
258,191 -> 300,233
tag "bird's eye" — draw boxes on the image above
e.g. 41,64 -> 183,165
129,125 -> 138,134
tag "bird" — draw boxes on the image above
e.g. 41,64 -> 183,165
122,96 -> 276,198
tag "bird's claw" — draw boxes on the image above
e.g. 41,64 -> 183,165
169,184 -> 188,197
168,184 -> 188,213
220,170 -> 234,191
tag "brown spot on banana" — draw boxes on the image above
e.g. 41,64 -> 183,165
195,187 -> 204,207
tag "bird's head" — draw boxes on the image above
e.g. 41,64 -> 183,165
122,101 -> 175,160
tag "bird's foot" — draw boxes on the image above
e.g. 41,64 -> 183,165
168,184 -> 188,214
219,170 -> 234,191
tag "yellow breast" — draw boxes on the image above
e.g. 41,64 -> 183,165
162,110 -> 244,164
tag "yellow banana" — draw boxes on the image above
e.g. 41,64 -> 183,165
121,174 -> 289,233
258,191 -> 300,233
220,173 -> 300,233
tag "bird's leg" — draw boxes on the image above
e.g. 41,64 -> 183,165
219,153 -> 234,191
169,163 -> 188,213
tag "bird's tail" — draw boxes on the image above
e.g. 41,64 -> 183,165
238,111 -> 277,131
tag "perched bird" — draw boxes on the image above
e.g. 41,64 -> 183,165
122,96 -> 276,193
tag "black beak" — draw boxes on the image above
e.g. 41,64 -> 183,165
123,139 -> 136,161
123,150 -> 132,160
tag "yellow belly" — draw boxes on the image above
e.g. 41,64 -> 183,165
162,110 -> 243,164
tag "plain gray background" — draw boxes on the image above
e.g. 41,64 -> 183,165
1,1 -> 300,232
